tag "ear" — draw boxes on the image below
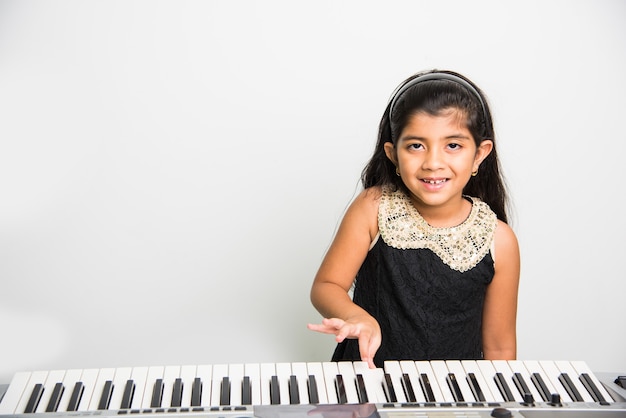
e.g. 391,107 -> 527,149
383,142 -> 397,166
473,140 -> 493,172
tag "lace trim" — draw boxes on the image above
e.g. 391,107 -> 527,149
378,188 -> 497,272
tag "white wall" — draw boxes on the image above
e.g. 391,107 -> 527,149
1,0 -> 625,384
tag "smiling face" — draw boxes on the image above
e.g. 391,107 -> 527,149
384,108 -> 493,223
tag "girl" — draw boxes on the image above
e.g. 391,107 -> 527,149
308,70 -> 520,369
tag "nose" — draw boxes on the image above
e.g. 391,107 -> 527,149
422,148 -> 445,171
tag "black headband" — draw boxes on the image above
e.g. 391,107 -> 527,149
388,72 -> 488,122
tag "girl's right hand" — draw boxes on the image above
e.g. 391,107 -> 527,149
307,316 -> 382,368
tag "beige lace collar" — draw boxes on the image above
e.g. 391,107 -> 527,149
378,187 -> 497,272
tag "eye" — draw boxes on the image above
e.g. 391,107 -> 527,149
407,143 -> 423,150
447,143 -> 462,150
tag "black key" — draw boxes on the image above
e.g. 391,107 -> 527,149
307,375 -> 319,405
494,372 -> 515,402
120,380 -> 135,409
150,379 -> 164,408
220,377 -> 230,406
401,373 -> 417,402
241,376 -> 251,405
467,373 -> 485,402
446,373 -> 464,402
46,382 -> 65,412
171,378 -> 183,407
270,376 -> 280,405
530,373 -> 551,402
24,383 -> 44,413
98,380 -> 113,410
419,373 -> 436,402
579,373 -> 607,403
559,373 -> 583,402
356,374 -> 368,404
512,372 -> 532,399
66,382 -> 84,412
383,373 -> 397,403
335,374 -> 347,404
288,375 -> 300,404
191,378 -> 202,407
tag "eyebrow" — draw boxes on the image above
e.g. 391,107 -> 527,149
399,133 -> 472,142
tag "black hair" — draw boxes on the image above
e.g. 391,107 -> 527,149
360,69 -> 510,223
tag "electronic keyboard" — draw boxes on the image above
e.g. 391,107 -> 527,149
0,360 -> 625,417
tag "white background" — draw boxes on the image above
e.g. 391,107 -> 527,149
1,0 -> 625,384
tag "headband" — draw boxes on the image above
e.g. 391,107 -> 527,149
388,72 -> 488,122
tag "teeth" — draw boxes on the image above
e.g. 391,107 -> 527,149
424,179 -> 446,184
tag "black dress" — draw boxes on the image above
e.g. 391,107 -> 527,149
331,188 -> 497,367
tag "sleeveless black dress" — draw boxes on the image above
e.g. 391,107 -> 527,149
331,188 -> 497,367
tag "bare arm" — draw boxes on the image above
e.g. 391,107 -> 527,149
482,220 -> 520,360
308,188 -> 381,367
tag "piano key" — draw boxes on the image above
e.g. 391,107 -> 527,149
415,361 -> 444,402
228,364 -> 244,406
288,375 -> 300,404
45,382 -> 65,412
570,360 -> 614,402
244,363 -> 261,406
321,362 -> 339,404
180,365 -> 198,408
220,377 -> 230,405
307,374 -> 319,404
445,360 -> 475,402
87,368 -> 115,410
491,360 -> 521,402
335,374 -> 347,404
399,360 -> 426,402
195,365 -> 213,407
259,363 -> 276,405
119,380 -> 135,409
191,377 -> 203,407
108,367 -> 132,410
275,362 -> 292,406
530,372 -> 551,402
474,360 -> 504,402
269,376 -> 280,405
36,369 -> 66,413
97,380 -> 113,410
507,361 -> 542,403
337,361 -> 359,404
290,362 -> 310,404
306,362 -> 328,404
10,371 -> 48,414
128,366 -> 149,409
211,364 -> 229,406
463,360 -> 497,402
382,361 -> 407,403
429,360 -> 457,402
538,360 -> 573,402
142,366 -> 165,409
559,372 -> 583,401
161,366 -> 181,408
0,371 -> 31,414
555,361 -> 593,402
171,378 -> 184,407
519,361 -> 558,403
353,361 -> 386,403
54,369 -> 82,412
24,383 -> 45,413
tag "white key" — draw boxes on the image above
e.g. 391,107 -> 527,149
0,371 -> 33,414
353,361 -> 386,403
538,360 -> 573,402
179,365 -> 197,407
161,366 -> 181,408
306,362 -> 328,404
228,364 -> 244,406
87,368 -> 115,410
275,362 -> 292,405
337,361 -> 359,404
555,361 -> 593,402
291,362 -> 310,404
520,360 -> 559,402
461,360 -> 497,402
108,367 -> 132,410
56,369 -> 83,412
75,369 -> 100,411
128,366 -> 149,409
415,361 -> 444,402
383,361 -> 407,403
244,363 -> 260,406
321,362 -> 339,404
399,360 -> 426,402
474,360 -> 504,402
141,366 -> 164,408
445,360 -> 475,402
570,360 -> 614,402
260,363 -> 276,405
14,370 -> 48,414
507,360 -> 542,402
194,365 -> 212,407
34,369 -> 65,413
210,364 -> 229,406
429,360 -> 455,403
491,360 -> 521,402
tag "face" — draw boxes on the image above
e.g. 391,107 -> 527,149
384,109 -> 492,218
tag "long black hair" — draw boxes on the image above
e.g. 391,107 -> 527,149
360,69 -> 510,223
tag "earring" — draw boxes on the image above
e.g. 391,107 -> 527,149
396,167 -> 401,176
471,169 -> 478,177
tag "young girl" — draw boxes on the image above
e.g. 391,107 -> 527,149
308,70 -> 520,369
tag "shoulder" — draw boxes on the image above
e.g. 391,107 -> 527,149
493,220 -> 520,271
342,186 -> 383,241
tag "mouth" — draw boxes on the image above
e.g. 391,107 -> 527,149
421,178 -> 448,185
